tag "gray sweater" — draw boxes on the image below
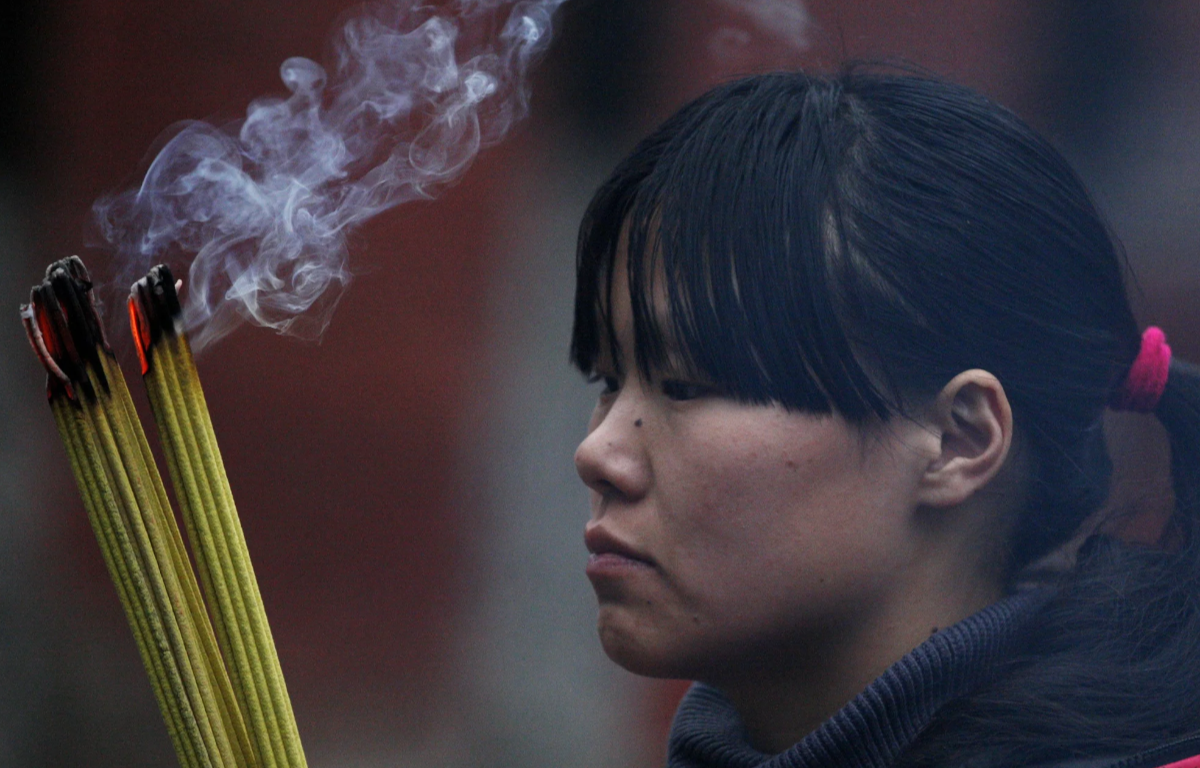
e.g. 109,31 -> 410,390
666,589 -> 1052,768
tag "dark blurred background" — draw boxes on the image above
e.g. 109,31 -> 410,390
2,1 -> 1199,765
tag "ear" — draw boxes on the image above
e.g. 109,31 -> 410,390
917,369 -> 1014,508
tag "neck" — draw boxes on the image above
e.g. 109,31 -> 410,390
714,579 -> 1003,754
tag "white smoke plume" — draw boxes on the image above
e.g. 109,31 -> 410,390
709,0 -> 809,58
93,0 -> 565,351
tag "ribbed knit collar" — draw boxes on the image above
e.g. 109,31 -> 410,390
667,589 -> 1052,768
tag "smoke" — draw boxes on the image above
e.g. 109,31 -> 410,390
93,0 -> 565,351
708,0 -> 809,58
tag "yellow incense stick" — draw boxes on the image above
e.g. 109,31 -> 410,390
82,361 -> 226,767
141,338 -> 278,768
23,257 -> 252,768
25,264 -> 210,768
101,352 -> 256,768
50,393 -> 197,768
132,268 -> 307,768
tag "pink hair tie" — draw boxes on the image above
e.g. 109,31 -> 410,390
1111,326 -> 1172,413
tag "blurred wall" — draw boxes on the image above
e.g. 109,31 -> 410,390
3,2 -> 1200,766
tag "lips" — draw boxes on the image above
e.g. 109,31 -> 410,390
584,525 -> 656,576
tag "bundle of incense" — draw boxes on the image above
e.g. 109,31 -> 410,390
21,257 -> 305,768
130,265 -> 305,768
22,257 -> 254,768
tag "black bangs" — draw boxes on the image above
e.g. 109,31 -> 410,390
570,67 -> 1144,566
570,72 -> 892,421
569,67 -> 1200,763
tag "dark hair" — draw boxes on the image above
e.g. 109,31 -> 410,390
570,69 -> 1200,764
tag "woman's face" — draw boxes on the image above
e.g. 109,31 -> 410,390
574,262 -> 942,684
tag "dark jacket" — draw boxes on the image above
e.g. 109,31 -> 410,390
665,589 -> 1200,768
1030,735 -> 1200,768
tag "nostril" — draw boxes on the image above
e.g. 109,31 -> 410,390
595,477 -> 622,498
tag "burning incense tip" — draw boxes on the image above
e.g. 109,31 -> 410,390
23,254 -> 303,767
21,256 -> 112,401
130,265 -> 184,376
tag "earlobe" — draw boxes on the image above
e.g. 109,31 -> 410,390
917,370 -> 1014,508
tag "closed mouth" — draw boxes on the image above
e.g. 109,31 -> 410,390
584,525 -> 655,566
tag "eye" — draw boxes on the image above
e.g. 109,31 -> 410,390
587,373 -> 620,397
660,379 -> 714,401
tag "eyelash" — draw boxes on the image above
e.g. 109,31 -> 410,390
660,379 -> 712,401
587,373 -> 620,396
588,373 -> 713,402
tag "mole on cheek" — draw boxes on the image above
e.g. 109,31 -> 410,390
635,418 -> 643,428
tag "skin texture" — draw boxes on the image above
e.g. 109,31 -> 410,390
574,254 -> 1021,752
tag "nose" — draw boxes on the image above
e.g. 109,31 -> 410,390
574,393 -> 651,507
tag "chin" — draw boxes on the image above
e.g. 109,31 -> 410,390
596,606 -> 697,679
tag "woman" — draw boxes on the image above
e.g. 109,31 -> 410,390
570,69 -> 1200,768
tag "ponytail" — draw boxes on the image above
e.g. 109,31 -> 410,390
568,68 -> 1200,767
901,353 -> 1200,768
1155,359 -> 1200,557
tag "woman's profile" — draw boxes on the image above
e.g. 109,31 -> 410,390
570,69 -> 1200,768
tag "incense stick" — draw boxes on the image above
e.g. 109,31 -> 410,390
49,391 -> 196,768
136,321 -> 280,768
102,349 -> 256,768
132,267 -> 307,768
23,258 -> 252,768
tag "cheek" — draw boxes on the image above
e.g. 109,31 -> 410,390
592,407 -> 930,678
658,418 -> 915,628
